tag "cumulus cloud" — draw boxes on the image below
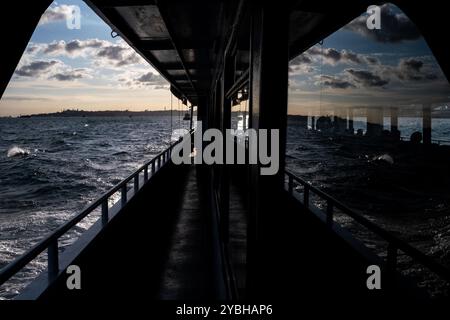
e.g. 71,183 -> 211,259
315,56 -> 440,91
39,5 -> 76,25
317,75 -> 355,89
42,39 -> 105,56
345,4 -> 421,43
135,72 -> 164,84
30,39 -> 145,68
51,73 -> 82,81
396,58 -> 438,81
117,71 -> 168,89
345,69 -> 389,87
368,57 -> 440,84
97,44 -> 142,67
50,68 -> 90,81
20,39 -> 167,88
15,60 -> 60,77
15,59 -> 91,81
289,46 -> 380,73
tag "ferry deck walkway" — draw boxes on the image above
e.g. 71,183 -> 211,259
33,163 -> 223,300
24,162 -> 425,302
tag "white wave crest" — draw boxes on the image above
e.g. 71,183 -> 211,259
7,146 -> 30,158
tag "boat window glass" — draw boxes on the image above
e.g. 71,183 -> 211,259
287,3 -> 450,297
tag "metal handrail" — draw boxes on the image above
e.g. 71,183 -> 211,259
400,135 -> 450,145
0,134 -> 188,287
285,169 -> 450,283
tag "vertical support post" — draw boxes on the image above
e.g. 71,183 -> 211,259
48,241 -> 59,278
102,200 -> 108,225
152,160 -> 156,175
134,174 -> 139,193
366,107 -> 383,137
220,54 -> 233,245
144,165 -> 149,182
247,2 -> 289,298
423,104 -> 432,145
348,108 -> 354,134
303,185 -> 309,208
189,105 -> 194,131
121,184 -> 127,206
390,107 -> 398,133
311,116 -> 315,130
390,107 -> 399,140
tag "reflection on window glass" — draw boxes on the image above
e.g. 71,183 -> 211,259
287,3 -> 450,297
231,87 -> 249,133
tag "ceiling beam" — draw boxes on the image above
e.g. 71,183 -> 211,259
139,39 -> 213,51
154,0 -> 198,97
161,62 -> 211,70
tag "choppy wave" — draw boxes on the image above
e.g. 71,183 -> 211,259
6,146 -> 30,158
0,116 -> 186,299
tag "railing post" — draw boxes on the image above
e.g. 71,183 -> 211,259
288,175 -> 293,194
144,165 -> 148,182
48,241 -> 59,278
326,199 -> 333,226
304,184 -> 309,208
152,160 -> 155,175
102,200 -> 108,225
134,174 -> 139,193
121,185 -> 127,206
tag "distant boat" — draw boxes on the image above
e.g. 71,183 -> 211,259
183,113 -> 191,120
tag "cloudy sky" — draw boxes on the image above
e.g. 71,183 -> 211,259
0,0 -> 170,116
288,4 -> 450,116
1,2 -> 450,117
